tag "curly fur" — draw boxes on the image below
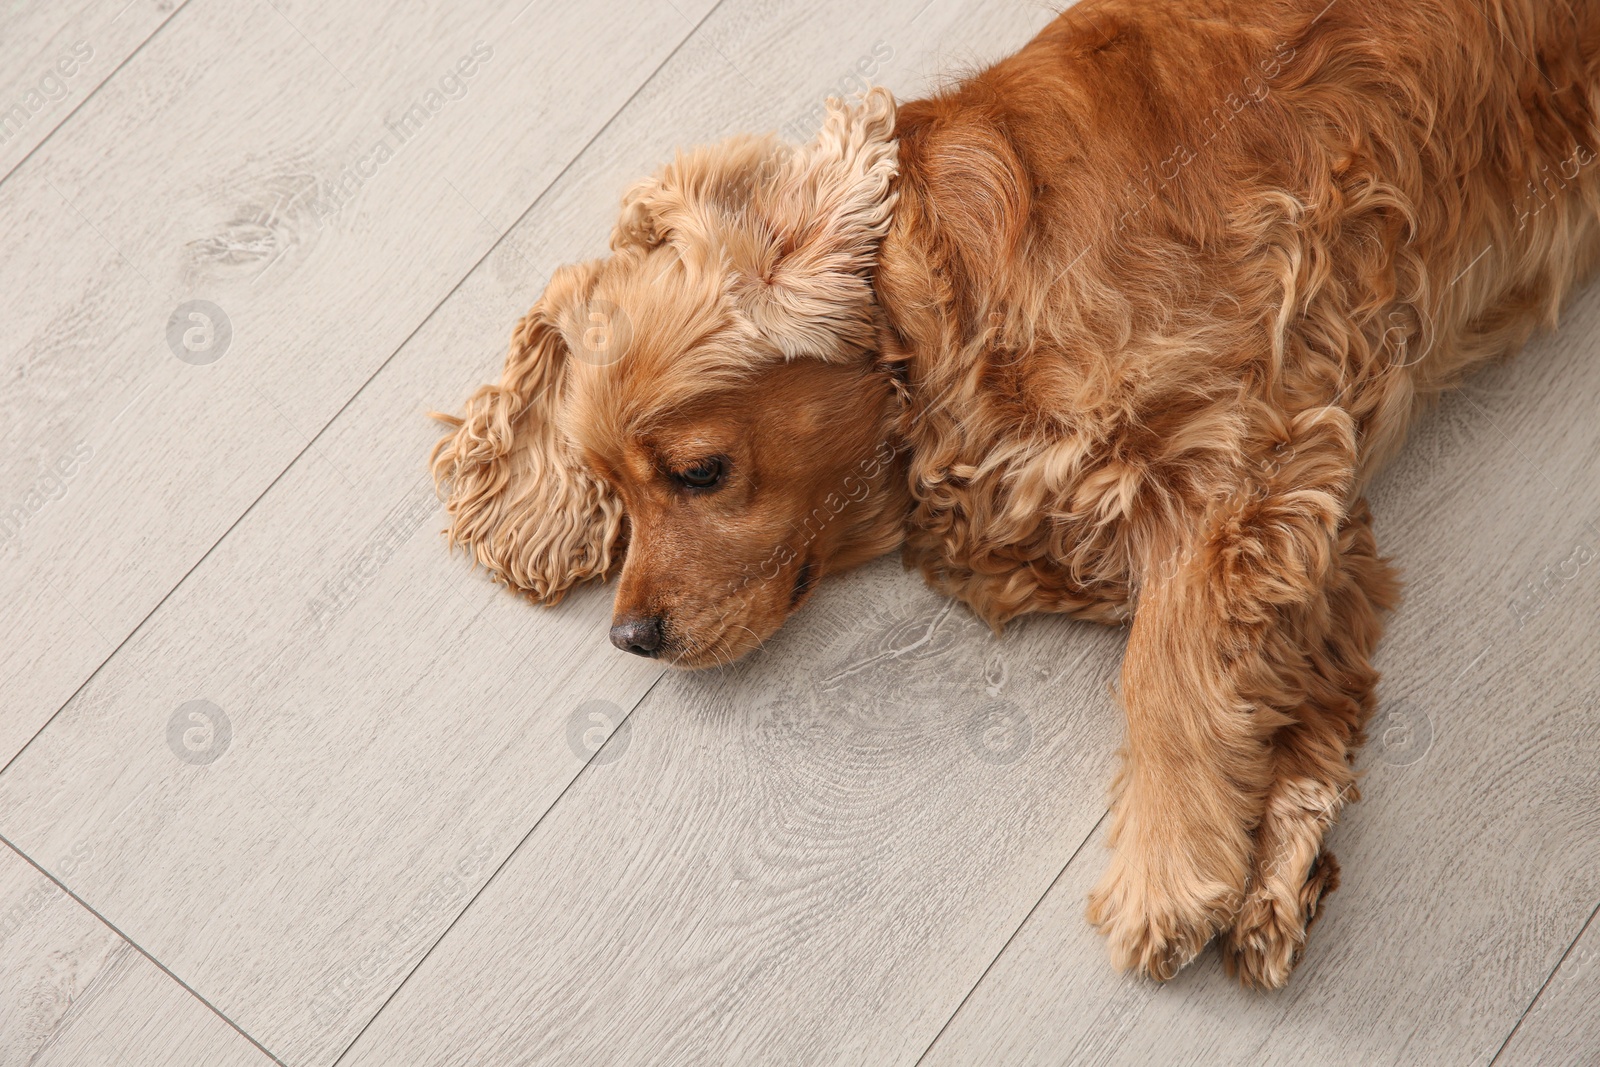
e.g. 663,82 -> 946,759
432,0 -> 1600,986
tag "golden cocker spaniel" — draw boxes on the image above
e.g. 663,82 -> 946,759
432,0 -> 1600,987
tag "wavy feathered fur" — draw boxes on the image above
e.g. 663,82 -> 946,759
429,261 -> 626,603
433,0 -> 1600,988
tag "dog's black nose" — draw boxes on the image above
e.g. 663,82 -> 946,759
610,616 -> 664,657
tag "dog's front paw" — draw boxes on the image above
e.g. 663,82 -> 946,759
1086,847 -> 1242,982
1223,850 -> 1340,990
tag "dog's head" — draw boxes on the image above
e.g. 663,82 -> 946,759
432,88 -> 910,667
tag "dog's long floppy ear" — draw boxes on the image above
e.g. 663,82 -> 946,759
430,261 -> 624,604
611,86 -> 899,360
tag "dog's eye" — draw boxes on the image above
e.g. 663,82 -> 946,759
674,456 -> 726,491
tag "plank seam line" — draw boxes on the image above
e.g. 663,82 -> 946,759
0,0 -> 722,786
326,663 -> 673,1065
0,0 -> 195,190
912,807 -> 1112,1066
1487,897 -> 1600,1065
0,833 -> 292,1067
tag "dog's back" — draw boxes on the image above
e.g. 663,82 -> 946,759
880,0 -> 1600,491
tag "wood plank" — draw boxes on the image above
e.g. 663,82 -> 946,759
336,558 -> 1124,1066
0,0 -> 713,767
0,3 -> 1068,1066
0,0 -> 185,181
917,285 -> 1600,1066
0,270 -> 670,1061
0,840 -> 275,1067
1495,907 -> 1600,1067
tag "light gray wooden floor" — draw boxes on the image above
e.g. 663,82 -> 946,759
1,1 -> 1596,1064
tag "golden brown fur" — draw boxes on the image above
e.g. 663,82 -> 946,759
431,0 -> 1600,987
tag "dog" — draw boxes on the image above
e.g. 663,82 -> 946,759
430,0 -> 1600,988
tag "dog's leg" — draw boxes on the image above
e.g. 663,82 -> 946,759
1087,408 -> 1359,982
1223,500 -> 1398,989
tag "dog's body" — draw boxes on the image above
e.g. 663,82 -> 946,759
433,0 -> 1600,988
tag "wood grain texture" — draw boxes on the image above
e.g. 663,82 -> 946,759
0,841 -> 274,1067
0,0 -> 712,766
336,558 -> 1123,1067
918,283 -> 1600,1067
4,1 -> 1596,1064
0,0 -> 185,181
3,2 -> 1068,1065
1495,908 -> 1600,1067
0,248 -> 668,1064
